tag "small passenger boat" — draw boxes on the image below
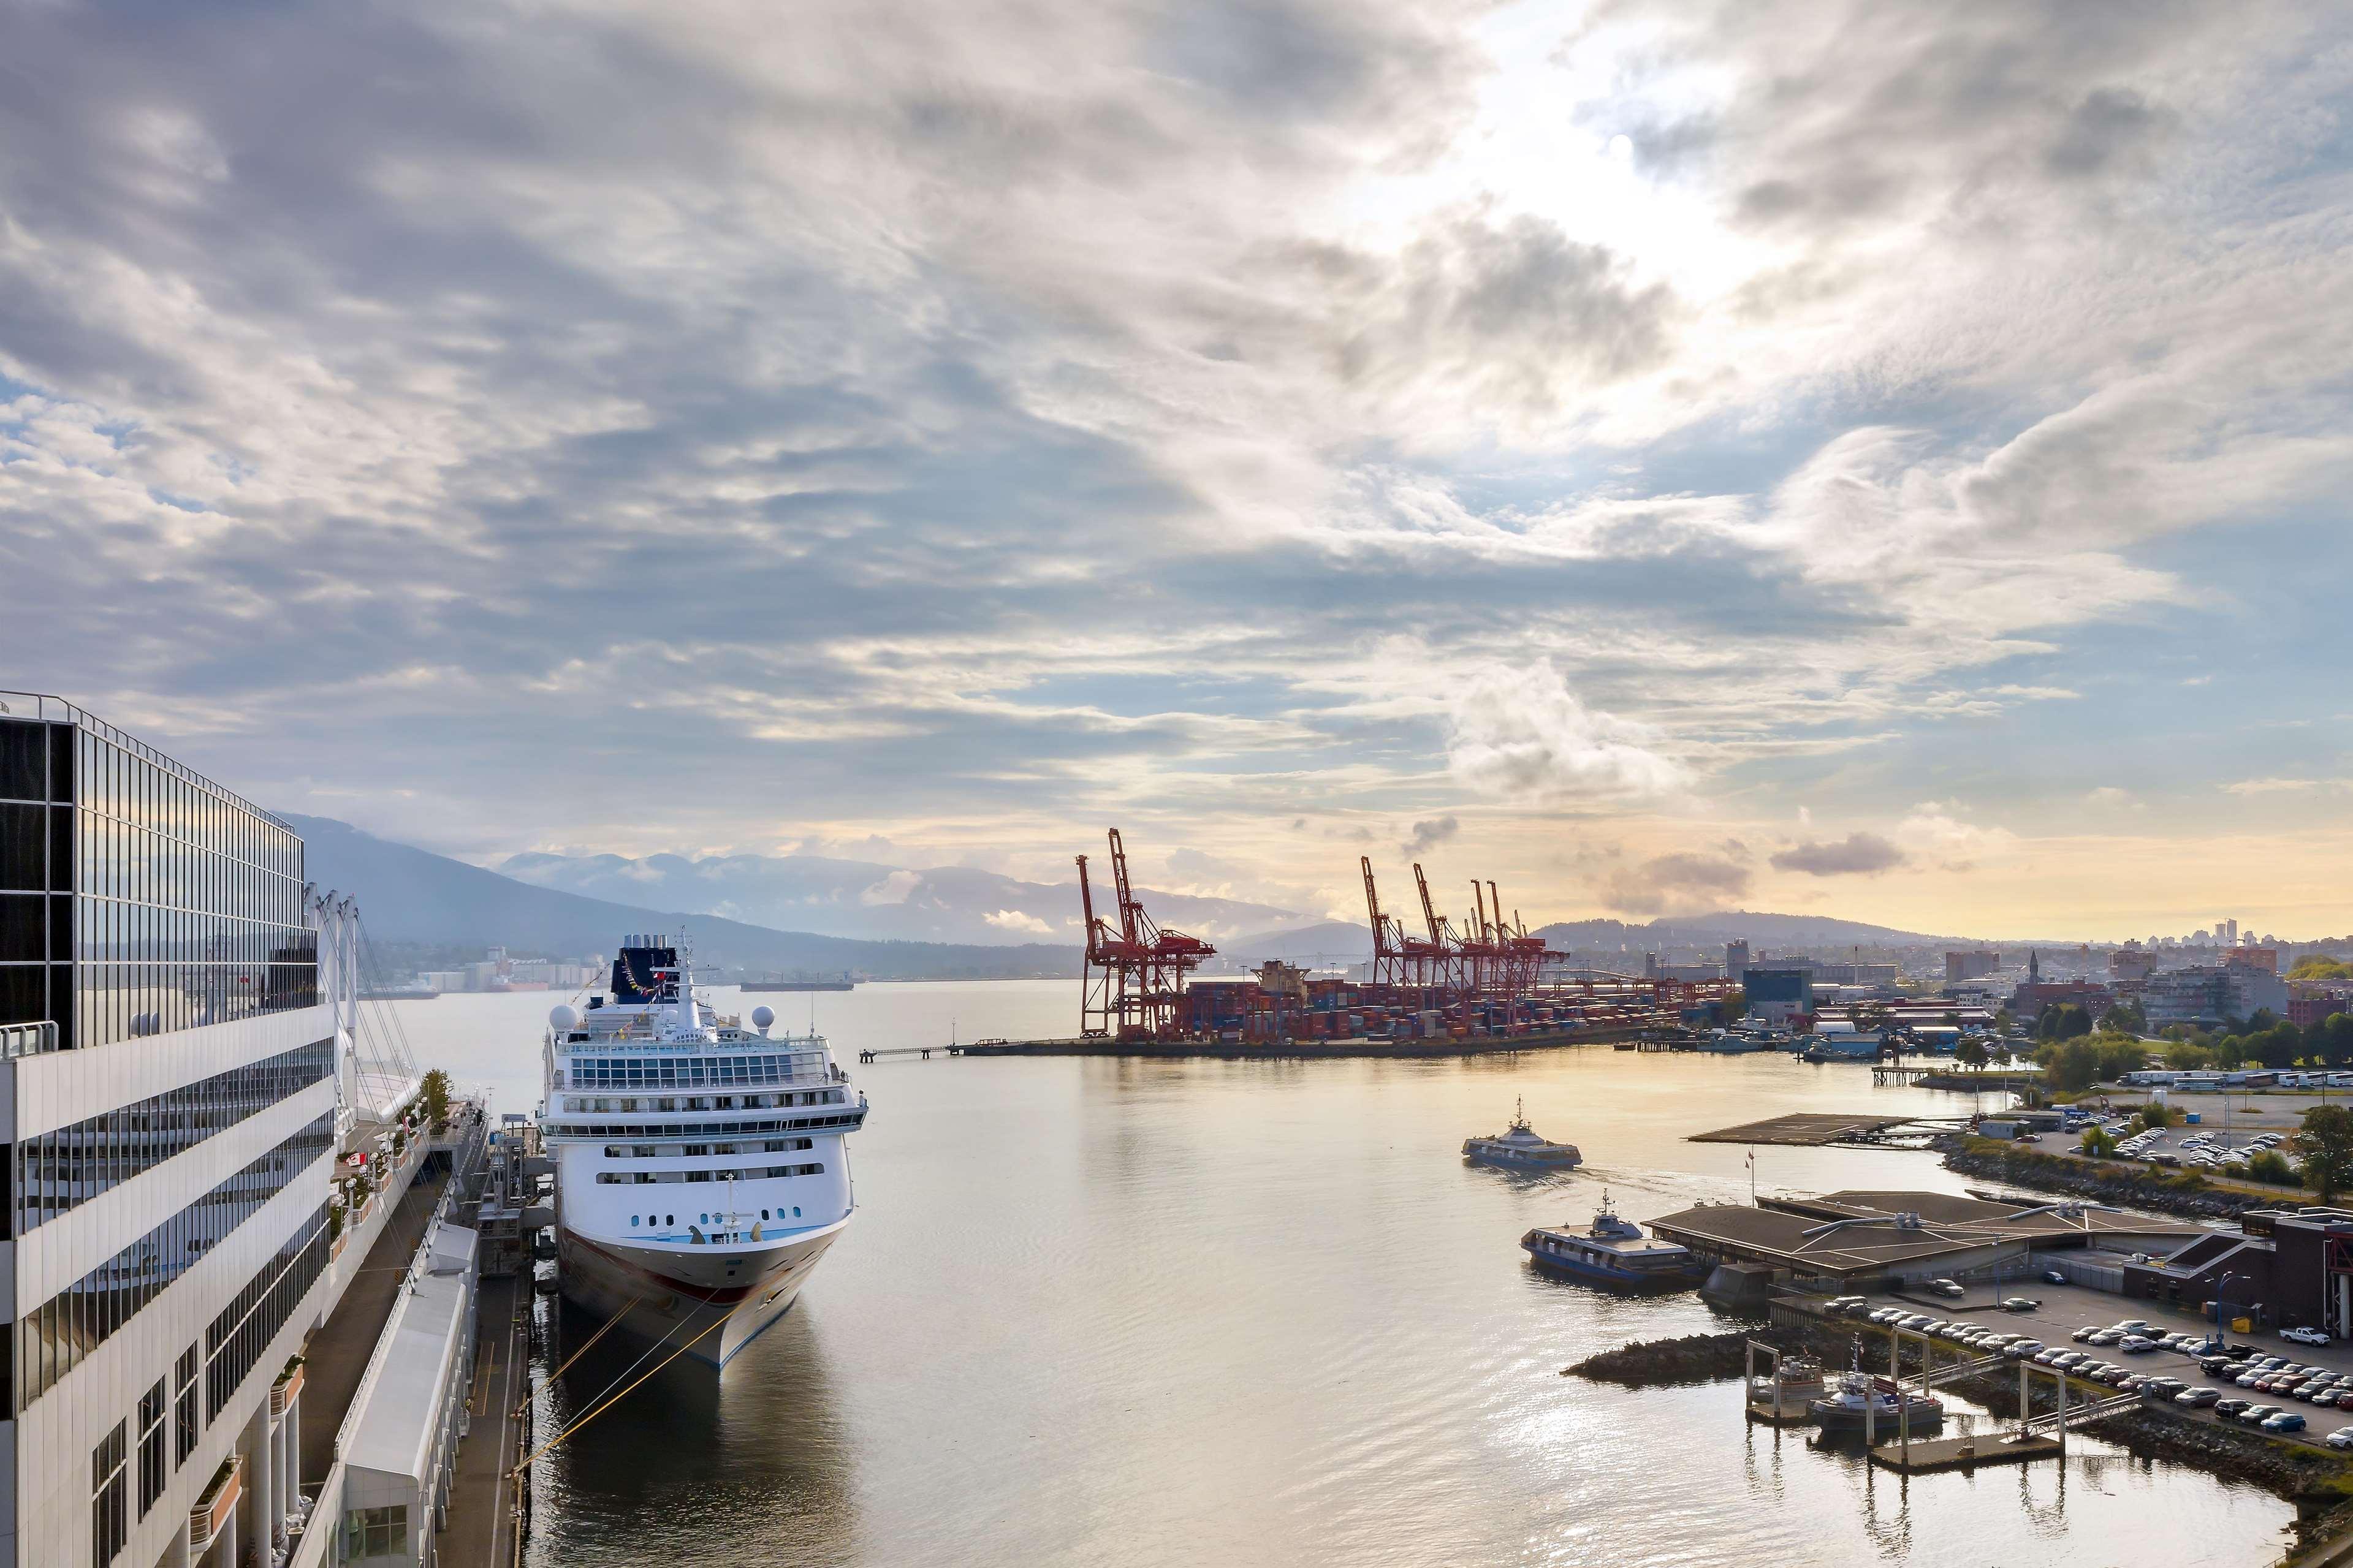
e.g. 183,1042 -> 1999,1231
1520,1193 -> 1709,1290
1807,1358 -> 1944,1434
1463,1097 -> 1582,1170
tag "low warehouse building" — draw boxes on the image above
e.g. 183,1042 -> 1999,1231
1645,1189 -> 2205,1292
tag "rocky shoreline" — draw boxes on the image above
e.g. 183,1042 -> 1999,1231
1562,1331 -> 1755,1386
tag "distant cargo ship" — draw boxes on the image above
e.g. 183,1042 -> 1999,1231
740,976 -> 857,992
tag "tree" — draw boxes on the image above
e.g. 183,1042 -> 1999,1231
421,1068 -> 453,1133
2039,1002 -> 2094,1041
2316,1013 -> 2353,1069
2099,1000 -> 2148,1036
2297,1105 -> 2353,1205
2080,1126 -> 2118,1157
1722,988 -> 1749,1024
1956,1039 -> 1990,1074
2290,956 -> 2353,982
2036,1036 -> 2106,1093
2246,1149 -> 2297,1187
2138,1102 -> 2177,1131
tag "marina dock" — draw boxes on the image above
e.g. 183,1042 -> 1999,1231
1868,1433 -> 2064,1472
898,1025 -> 1641,1061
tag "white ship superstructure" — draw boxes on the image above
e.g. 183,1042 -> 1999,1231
540,936 -> 867,1365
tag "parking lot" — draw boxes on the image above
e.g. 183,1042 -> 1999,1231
2024,1097 -> 2311,1177
1840,1278 -> 2353,1452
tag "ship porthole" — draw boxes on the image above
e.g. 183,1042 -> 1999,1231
793,1206 -> 801,1218
631,1215 -> 640,1227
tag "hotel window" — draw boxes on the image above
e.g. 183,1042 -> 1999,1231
175,1344 -> 200,1463
137,1378 -> 167,1516
92,1418 -> 128,1566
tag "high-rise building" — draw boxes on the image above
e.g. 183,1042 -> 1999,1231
1945,949 -> 2001,982
1,694 -> 338,1568
1725,941 -> 1749,983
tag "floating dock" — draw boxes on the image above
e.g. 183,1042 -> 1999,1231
1689,1112 -> 1917,1146
1867,1432 -> 2064,1472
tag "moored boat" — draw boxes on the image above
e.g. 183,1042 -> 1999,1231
1521,1193 -> 1709,1290
541,935 -> 869,1366
1808,1361 -> 1944,1433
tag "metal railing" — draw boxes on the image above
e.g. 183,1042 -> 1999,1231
0,1020 -> 57,1058
0,689 -> 300,831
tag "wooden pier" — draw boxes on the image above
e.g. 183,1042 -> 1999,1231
1689,1112 -> 1915,1147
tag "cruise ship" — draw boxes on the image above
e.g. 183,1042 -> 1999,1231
541,937 -> 868,1365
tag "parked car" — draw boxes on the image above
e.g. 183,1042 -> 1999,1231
2176,1387 -> 2223,1409
2043,1269 -> 2067,1286
2003,1339 -> 2046,1359
2328,1427 -> 2353,1451
2119,1336 -> 2158,1354
2002,1297 -> 2041,1313
1929,1278 -> 1964,1298
2112,1320 -> 2154,1334
2072,1326 -> 2101,1343
2216,1398 -> 2251,1418
2284,1327 -> 2333,1347
2238,1404 -> 2284,1426
2264,1412 -> 2309,1433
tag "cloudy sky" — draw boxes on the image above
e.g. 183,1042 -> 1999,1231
4,0 -> 2351,939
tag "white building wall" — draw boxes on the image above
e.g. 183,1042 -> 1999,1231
6,1002 -> 337,1568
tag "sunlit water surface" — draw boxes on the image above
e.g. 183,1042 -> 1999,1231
386,982 -> 2293,1567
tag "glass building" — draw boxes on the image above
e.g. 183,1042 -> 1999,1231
0,692 -> 340,1568
0,698 -> 316,1054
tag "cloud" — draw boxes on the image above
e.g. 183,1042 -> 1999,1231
1600,851 -> 1753,917
2084,786 -> 2138,808
858,870 -> 923,906
0,0 -> 2345,912
1446,665 -> 1688,803
1770,833 -> 1907,877
1404,815 -> 1459,855
2224,778 -> 2351,796
981,909 -> 1052,936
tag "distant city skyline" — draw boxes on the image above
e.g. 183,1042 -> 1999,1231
4,2 -> 2349,938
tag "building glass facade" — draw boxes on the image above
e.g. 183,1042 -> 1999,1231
0,702 -> 317,1053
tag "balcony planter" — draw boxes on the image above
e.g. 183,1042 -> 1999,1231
272,1358 -> 305,1417
189,1453 -> 243,1555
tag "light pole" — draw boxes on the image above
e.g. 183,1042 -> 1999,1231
2216,1271 -> 2243,1350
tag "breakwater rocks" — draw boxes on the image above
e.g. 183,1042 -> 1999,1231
1562,1331 -> 1754,1387
1936,1135 -> 2264,1221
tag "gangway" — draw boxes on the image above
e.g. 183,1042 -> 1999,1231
2018,1390 -> 2138,1437
1903,1352 -> 2006,1393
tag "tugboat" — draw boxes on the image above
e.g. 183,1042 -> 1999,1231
1521,1192 -> 1709,1290
1464,1097 -> 1583,1170
1807,1348 -> 1944,1434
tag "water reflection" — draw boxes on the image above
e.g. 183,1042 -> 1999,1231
528,1298 -> 853,1567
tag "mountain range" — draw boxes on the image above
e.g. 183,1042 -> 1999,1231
495,848 -> 1301,948
287,812 -> 1971,983
285,814 -> 1081,979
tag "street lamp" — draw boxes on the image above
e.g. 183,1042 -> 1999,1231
2215,1270 -> 2244,1350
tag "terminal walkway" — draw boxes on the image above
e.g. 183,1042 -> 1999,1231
440,1272 -> 531,1568
297,1168 -> 450,1489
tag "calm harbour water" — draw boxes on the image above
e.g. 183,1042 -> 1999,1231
389,982 -> 2292,1567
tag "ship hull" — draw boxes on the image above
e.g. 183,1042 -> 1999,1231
1521,1243 -> 1706,1291
557,1219 -> 848,1366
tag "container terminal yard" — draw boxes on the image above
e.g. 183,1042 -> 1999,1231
922,831 -> 1736,1061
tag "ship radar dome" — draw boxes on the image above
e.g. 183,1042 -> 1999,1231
750,1005 -> 776,1034
549,1004 -> 580,1031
